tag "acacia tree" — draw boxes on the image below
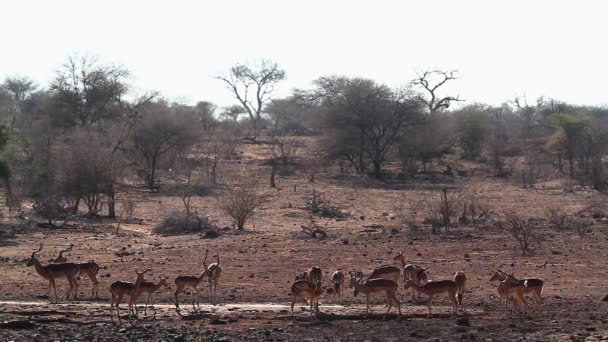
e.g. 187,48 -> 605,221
305,76 -> 420,178
412,70 -> 463,116
216,60 -> 286,141
49,55 -> 129,128
131,102 -> 198,189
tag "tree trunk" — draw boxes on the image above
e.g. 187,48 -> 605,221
72,196 -> 80,214
270,160 -> 277,188
373,161 -> 382,179
149,155 -> 157,189
107,187 -> 116,218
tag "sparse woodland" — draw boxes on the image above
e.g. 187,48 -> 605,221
0,57 -> 606,236
2,55 -> 608,340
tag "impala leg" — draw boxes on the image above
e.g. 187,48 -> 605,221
144,293 -> 150,316
110,293 -> 114,322
384,292 -> 392,319
393,293 -> 402,317
291,296 -> 296,318
174,286 -> 182,314
91,274 -> 99,298
50,278 -> 58,303
72,275 -> 79,300
47,279 -> 53,303
427,295 -> 433,318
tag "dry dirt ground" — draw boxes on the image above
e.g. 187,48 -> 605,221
1,139 -> 608,341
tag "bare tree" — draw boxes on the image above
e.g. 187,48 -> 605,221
412,70 -> 463,115
216,60 -> 286,141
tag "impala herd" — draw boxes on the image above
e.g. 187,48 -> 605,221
24,244 -> 544,324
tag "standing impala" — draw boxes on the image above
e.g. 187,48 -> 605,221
490,270 -> 543,304
51,244 -> 100,298
136,276 -> 169,316
204,250 -> 222,305
349,272 -> 401,319
291,277 -> 324,317
393,251 -> 428,300
404,278 -> 459,318
331,270 -> 345,303
174,252 -> 218,314
110,268 -> 150,324
453,271 -> 467,312
26,244 -> 80,303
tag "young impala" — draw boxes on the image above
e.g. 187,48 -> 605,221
51,244 -> 100,298
404,278 -> 459,318
453,271 -> 467,311
291,277 -> 324,317
26,244 -> 80,303
349,272 -> 401,319
110,269 -> 150,324
490,270 -> 543,304
136,276 -> 169,316
174,252 -> 218,313
393,251 -> 428,300
204,250 -> 222,305
495,272 -> 528,316
331,270 -> 345,303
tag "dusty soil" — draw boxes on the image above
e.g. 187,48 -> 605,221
1,139 -> 608,341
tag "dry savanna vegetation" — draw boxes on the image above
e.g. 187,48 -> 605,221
0,57 -> 608,341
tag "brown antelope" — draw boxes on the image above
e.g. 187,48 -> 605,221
490,270 -> 543,304
393,251 -> 428,300
174,270 -> 206,314
51,244 -> 100,298
136,277 -> 169,316
51,244 -> 72,263
293,266 -> 323,283
203,250 -> 222,305
494,273 -> 528,316
26,244 -> 80,303
349,272 -> 401,319
404,279 -> 458,318
292,271 -> 308,281
453,271 -> 467,311
368,265 -> 401,283
331,270 -> 345,303
290,278 -> 324,317
110,269 -> 150,323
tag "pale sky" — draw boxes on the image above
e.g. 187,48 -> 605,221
1,0 -> 607,108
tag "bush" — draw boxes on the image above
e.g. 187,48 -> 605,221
154,210 -> 217,235
216,183 -> 269,230
423,189 -> 456,233
502,213 -> 542,255
459,193 -> 491,227
545,207 -> 570,230
32,196 -> 73,228
304,188 -> 347,219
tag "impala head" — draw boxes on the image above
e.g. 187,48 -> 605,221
292,271 -> 307,281
418,268 -> 429,284
505,273 -> 519,283
134,268 -> 151,284
393,251 -> 405,264
348,270 -> 363,289
158,276 -> 169,288
403,279 -> 415,290
489,271 -> 504,282
26,244 -> 43,266
490,269 -> 508,282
